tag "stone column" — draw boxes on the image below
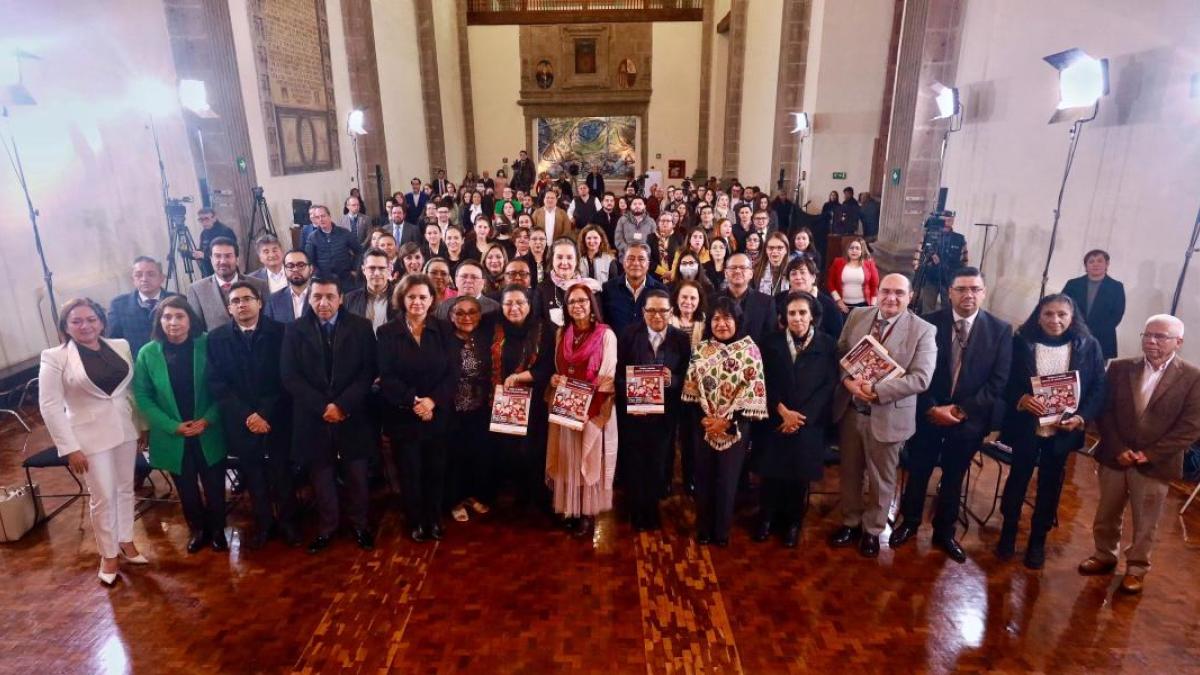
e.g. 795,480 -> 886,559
695,0 -> 715,179
768,0 -> 813,199
455,0 -> 478,172
340,0 -> 392,217
413,0 -> 448,179
719,0 -> 748,183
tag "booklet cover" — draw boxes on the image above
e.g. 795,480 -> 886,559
490,385 -> 532,436
1030,371 -> 1081,427
548,378 -> 596,431
625,365 -> 667,414
839,334 -> 906,385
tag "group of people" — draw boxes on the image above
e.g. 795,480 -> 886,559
39,167 -> 1193,599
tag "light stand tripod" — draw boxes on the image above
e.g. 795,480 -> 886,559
148,118 -> 199,291
1039,110 -> 1095,299
1,106 -> 58,326
243,185 -> 277,269
1170,202 -> 1200,315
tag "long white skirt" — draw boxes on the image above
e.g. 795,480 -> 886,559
546,414 -> 618,517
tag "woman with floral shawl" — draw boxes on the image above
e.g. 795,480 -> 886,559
683,296 -> 768,546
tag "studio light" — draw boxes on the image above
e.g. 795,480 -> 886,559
788,112 -> 810,206
789,111 -> 810,134
178,79 -> 216,118
932,82 -> 960,120
1,50 -> 37,106
347,109 -> 366,136
1038,47 -> 1108,297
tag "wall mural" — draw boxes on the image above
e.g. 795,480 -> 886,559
247,0 -> 340,176
536,116 -> 638,178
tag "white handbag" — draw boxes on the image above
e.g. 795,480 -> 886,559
0,484 -> 42,542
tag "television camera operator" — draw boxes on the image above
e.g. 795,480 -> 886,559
912,211 -> 968,313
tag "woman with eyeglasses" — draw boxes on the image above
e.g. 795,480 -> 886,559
39,298 -> 145,585
491,285 -> 557,511
546,283 -> 618,537
682,297 -> 768,546
827,236 -> 878,315
776,256 -> 843,338
752,231 -> 792,296
996,294 -> 1106,569
423,257 -> 458,304
445,296 -> 495,523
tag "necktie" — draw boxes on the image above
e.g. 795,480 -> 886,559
242,328 -> 254,345
649,332 -> 662,356
871,317 -> 889,341
142,297 -> 158,312
220,282 -> 232,295
321,322 -> 335,344
951,319 -> 968,395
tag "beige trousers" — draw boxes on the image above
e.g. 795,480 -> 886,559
1092,464 -> 1169,576
838,412 -> 903,536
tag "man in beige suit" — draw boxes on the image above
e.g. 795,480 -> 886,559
829,273 -> 937,557
532,188 -> 575,242
1079,314 -> 1200,594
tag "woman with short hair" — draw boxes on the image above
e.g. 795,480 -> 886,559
39,298 -> 145,585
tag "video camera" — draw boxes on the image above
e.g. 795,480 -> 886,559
165,196 -> 192,228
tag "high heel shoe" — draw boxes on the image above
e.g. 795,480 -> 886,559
98,563 -> 118,586
119,546 -> 149,565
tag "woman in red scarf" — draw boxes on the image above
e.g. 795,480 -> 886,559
545,283 -> 618,537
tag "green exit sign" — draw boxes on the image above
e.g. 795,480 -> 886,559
832,171 -> 847,180
890,168 -> 902,185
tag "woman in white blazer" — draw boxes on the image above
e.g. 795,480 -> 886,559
38,298 -> 147,585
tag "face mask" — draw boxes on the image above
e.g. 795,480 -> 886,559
679,262 -> 699,279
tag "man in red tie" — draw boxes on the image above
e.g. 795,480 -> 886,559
185,237 -> 268,331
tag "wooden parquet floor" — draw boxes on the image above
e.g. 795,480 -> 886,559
2,410 -> 1200,674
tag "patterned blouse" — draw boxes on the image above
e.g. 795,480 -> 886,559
682,336 -> 768,450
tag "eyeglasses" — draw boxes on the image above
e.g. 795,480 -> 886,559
1141,332 -> 1180,342
950,286 -> 984,295
505,271 -> 531,278
727,264 -> 751,271
284,262 -> 309,270
364,266 -> 390,274
457,273 -> 483,281
643,308 -> 671,315
566,298 -> 591,306
453,309 -> 481,317
502,300 -> 529,308
228,296 -> 259,305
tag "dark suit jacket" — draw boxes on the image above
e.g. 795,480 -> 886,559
344,285 -> 397,324
206,317 -> 288,461
773,290 -> 842,339
376,317 -> 459,439
600,275 -> 666,338
720,287 -> 776,347
279,309 -> 378,464
265,286 -> 308,324
404,192 -> 429,224
1096,356 -> 1200,481
916,309 -> 1013,440
585,172 -> 605,197
761,330 -> 838,482
590,209 -> 621,247
106,290 -> 181,358
1062,274 -> 1125,359
615,322 -> 691,418
999,332 -> 1107,457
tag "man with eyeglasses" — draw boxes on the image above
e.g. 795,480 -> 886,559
435,260 -> 500,320
344,248 -> 397,333
719,252 -> 775,345
891,267 -> 1012,563
206,281 -> 298,549
829,273 -> 936,558
602,243 -> 665,338
191,207 -> 236,278
265,250 -> 312,324
186,237 -> 269,331
1078,314 -> 1200,594
615,289 -> 692,531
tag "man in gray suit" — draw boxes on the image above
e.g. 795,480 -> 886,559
828,273 -> 937,558
186,237 -> 269,331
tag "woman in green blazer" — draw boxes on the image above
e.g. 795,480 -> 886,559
133,296 -> 228,554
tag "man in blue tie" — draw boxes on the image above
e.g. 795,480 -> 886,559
404,177 -> 429,225
107,256 -> 180,357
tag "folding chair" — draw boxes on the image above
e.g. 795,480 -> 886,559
22,446 -> 87,523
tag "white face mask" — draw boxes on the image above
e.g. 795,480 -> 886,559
678,262 -> 699,279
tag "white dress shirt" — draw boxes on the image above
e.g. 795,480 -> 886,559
1137,354 -> 1176,414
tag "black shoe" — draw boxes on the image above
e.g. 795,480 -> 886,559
783,524 -> 801,548
859,533 -> 880,558
1023,536 -> 1046,570
307,534 -> 332,554
186,531 -> 210,554
210,532 -> 229,553
561,516 -> 578,531
684,482 -> 696,497
280,524 -> 302,548
573,516 -> 594,538
646,511 -> 662,532
995,523 -> 1017,560
714,536 -> 730,547
933,535 -> 967,563
429,523 -> 444,541
410,526 -> 428,543
353,529 -> 375,551
828,525 -> 862,548
889,520 -> 920,549
696,532 -> 712,545
753,516 -> 773,542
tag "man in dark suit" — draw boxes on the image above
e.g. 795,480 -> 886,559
616,289 -> 692,531
386,203 -> 422,247
590,192 -> 622,246
1079,314 -> 1200,594
1062,249 -> 1125,359
107,256 -> 179,357
403,177 -> 429,225
280,276 -> 378,554
602,243 -> 665,338
191,208 -> 236,277
585,163 -> 605,197
343,248 -> 396,333
265,250 -> 312,324
304,205 -> 362,291
511,150 -> 534,193
431,169 -> 450,197
720,252 -> 776,345
890,267 -> 1012,562
206,282 -> 298,549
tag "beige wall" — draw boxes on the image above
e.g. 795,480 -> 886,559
737,0 -> 784,186
707,0 -> 731,176
432,0 -> 467,180
468,25 -> 523,176
803,0 -> 894,201
228,0 -> 359,239
648,22 -> 703,180
373,0 -> 429,193
943,0 -> 1200,359
0,0 -> 200,369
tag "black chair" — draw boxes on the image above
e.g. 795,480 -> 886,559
25,446 -> 166,524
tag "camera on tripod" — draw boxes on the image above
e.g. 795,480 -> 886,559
166,196 -> 193,227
